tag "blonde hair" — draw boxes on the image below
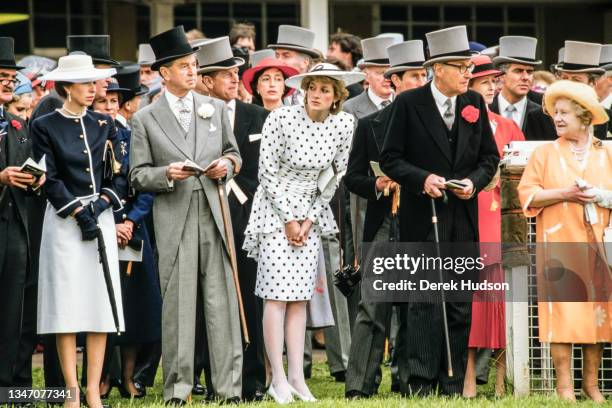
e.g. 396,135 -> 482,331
569,99 -> 594,127
301,75 -> 349,114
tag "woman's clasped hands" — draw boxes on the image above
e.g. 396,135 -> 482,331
285,219 -> 312,247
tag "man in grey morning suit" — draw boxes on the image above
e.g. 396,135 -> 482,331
129,26 -> 243,405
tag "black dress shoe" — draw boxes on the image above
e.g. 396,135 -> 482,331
243,390 -> 265,402
118,383 -> 145,399
219,396 -> 241,404
332,370 -> 346,382
165,398 -> 186,406
204,391 -> 216,402
192,383 -> 206,395
391,381 -> 400,393
345,390 -> 369,399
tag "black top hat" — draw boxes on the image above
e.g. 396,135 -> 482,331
67,35 -> 120,66
149,26 -> 199,71
0,37 -> 24,70
105,81 -> 133,102
115,62 -> 148,101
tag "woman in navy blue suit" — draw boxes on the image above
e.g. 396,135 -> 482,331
32,54 -> 124,408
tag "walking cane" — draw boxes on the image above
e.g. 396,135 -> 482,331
430,194 -> 453,378
216,179 -> 250,345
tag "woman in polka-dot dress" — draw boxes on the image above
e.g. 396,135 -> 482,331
243,63 -> 363,403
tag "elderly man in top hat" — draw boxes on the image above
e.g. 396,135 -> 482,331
596,44 -> 612,110
0,36 -> 45,392
268,25 -> 319,106
344,39 -> 428,399
525,41 -> 611,141
489,36 -> 542,133
380,25 -> 499,396
129,26 -> 243,405
196,36 -> 269,402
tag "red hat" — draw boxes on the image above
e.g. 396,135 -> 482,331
242,57 -> 298,97
470,54 -> 502,79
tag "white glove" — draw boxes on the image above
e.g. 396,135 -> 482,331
587,187 -> 612,209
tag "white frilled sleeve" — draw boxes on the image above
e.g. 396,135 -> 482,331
258,109 -> 294,223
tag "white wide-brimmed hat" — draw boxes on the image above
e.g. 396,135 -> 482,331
268,25 -> 319,58
285,62 -> 365,89
492,36 -> 541,66
196,36 -> 245,74
41,53 -> 116,83
384,40 -> 425,78
424,26 -> 472,67
357,36 -> 396,69
556,41 -> 604,74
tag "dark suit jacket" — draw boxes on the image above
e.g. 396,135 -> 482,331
228,100 -> 269,225
0,112 -> 32,270
345,105 -> 393,242
524,107 -> 612,141
489,93 -> 540,132
380,84 -> 499,242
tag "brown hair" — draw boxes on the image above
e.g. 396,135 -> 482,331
570,100 -> 594,127
54,81 -> 71,99
301,75 -> 349,114
229,22 -> 256,46
329,32 -> 362,68
533,70 -> 556,86
185,29 -> 205,41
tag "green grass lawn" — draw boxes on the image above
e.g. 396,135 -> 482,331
31,362 -> 605,407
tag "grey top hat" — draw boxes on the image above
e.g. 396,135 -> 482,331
424,26 -> 471,68
557,41 -> 604,74
376,33 -> 404,45
358,36 -> 396,68
599,44 -> 612,71
137,43 -> 156,66
268,25 -> 319,58
492,36 -> 541,66
251,49 -> 275,67
384,40 -> 426,78
197,36 -> 245,74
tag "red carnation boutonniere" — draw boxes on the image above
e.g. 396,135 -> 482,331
461,105 -> 479,124
10,119 -> 22,131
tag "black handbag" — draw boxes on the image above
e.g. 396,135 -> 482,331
333,185 -> 361,297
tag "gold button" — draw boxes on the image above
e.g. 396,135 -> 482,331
83,150 -> 87,154
121,199 -> 126,204
74,119 -> 79,123
85,168 -> 90,172
122,214 -> 127,220
79,135 -> 84,139
89,184 -> 93,188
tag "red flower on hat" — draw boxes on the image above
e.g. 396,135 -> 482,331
10,119 -> 22,130
461,105 -> 479,123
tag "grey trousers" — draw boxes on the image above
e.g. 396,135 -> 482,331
304,236 -> 352,375
161,190 -> 242,401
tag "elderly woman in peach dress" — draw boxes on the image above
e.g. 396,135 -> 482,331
518,80 -> 612,403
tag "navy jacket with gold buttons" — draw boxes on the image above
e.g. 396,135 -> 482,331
31,110 -> 125,218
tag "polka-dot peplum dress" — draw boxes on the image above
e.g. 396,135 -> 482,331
243,105 -> 354,301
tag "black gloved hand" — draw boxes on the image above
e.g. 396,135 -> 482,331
75,209 -> 98,241
87,197 -> 112,219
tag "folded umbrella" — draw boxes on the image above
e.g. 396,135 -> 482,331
96,227 -> 121,335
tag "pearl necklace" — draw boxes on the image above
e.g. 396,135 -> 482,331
569,136 -> 590,163
60,105 -> 87,118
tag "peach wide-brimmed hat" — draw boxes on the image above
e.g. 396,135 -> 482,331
543,80 -> 609,125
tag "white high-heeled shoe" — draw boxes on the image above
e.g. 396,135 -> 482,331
288,383 -> 317,402
267,384 -> 294,404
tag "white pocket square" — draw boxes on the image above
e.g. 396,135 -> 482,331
248,133 -> 262,142
209,123 -> 217,132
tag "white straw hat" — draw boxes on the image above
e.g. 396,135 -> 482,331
285,62 -> 365,89
41,54 -> 116,83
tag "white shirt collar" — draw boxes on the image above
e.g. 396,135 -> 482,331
115,113 -> 128,128
367,87 -> 393,110
498,92 -> 527,125
226,99 -> 236,130
431,80 -> 457,117
226,98 -> 236,111
165,89 -> 193,108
